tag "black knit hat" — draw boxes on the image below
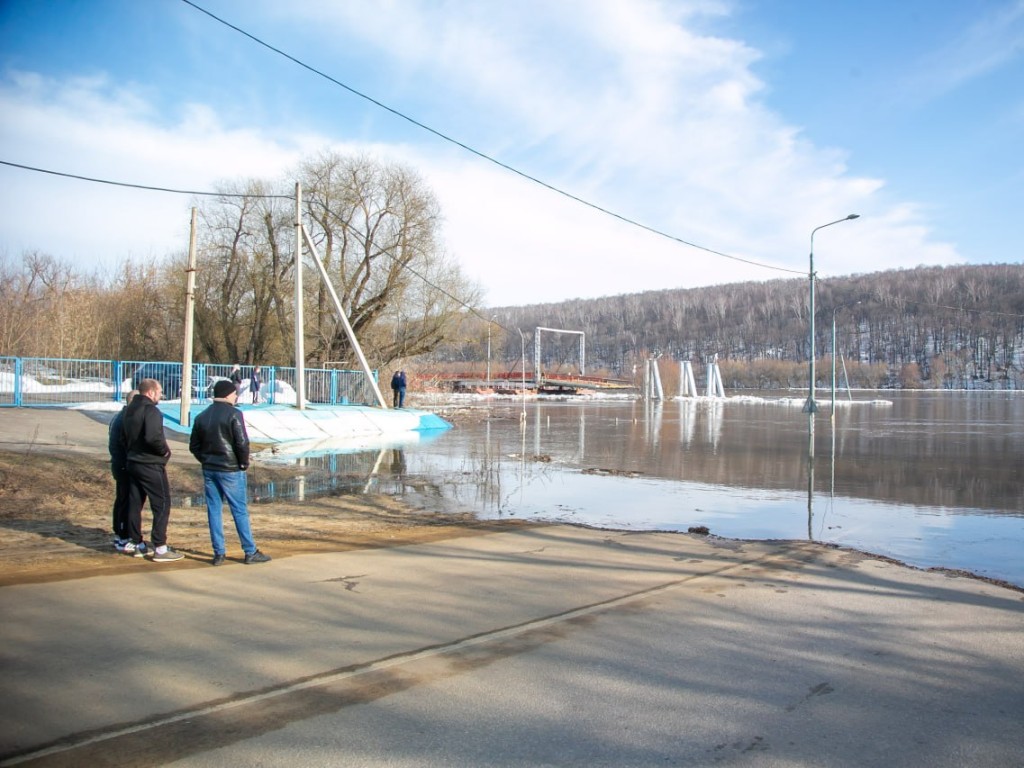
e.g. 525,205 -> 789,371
213,379 -> 236,399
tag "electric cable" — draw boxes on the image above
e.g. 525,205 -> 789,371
0,159 -> 292,199
179,0 -> 801,277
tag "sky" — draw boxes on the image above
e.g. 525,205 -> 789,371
1,0 -> 1022,307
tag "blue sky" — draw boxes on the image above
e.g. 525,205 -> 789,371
1,0 -> 1021,306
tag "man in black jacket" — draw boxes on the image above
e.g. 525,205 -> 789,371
108,389 -> 137,552
189,379 -> 270,566
123,378 -> 183,562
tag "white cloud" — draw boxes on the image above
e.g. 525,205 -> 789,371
0,0 -> 963,304
280,0 -> 960,299
0,72 -> 316,267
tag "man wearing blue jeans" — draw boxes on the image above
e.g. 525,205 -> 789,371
189,379 -> 271,566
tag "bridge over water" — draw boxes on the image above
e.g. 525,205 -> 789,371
439,371 -> 636,395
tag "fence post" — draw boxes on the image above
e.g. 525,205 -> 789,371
113,360 -> 122,402
14,357 -> 23,407
268,367 -> 276,405
331,369 -> 338,405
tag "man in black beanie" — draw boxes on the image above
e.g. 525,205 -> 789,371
189,378 -> 271,566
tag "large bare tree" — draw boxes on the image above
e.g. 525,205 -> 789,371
299,151 -> 480,368
192,180 -> 293,365
184,152 -> 480,368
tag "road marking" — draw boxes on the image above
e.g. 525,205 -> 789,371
1,546 -> 797,766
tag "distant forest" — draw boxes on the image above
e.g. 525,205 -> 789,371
433,264 -> 1024,390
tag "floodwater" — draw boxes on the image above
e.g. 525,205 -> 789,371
253,391 -> 1024,588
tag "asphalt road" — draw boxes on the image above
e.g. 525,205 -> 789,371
1,525 -> 1021,767
0,407 -> 194,461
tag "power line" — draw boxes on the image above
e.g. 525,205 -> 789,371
179,0 -> 802,277
1,156 -> 506,331
0,159 -> 292,199
8,162 -> 1015,327
1,156 -> 514,329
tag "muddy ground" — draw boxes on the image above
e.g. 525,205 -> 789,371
0,408 -> 517,586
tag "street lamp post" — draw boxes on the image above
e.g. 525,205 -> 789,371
805,215 -> 860,415
831,306 -> 840,421
486,315 -> 497,389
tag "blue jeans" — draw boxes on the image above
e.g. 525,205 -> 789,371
203,469 -> 256,556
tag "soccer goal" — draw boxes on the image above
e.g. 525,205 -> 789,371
533,327 -> 585,381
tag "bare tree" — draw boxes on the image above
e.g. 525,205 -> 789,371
192,181 -> 292,364
183,152 -> 480,368
0,251 -> 53,355
299,151 -> 481,368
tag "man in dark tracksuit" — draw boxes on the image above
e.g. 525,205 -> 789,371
107,389 -> 137,551
122,378 -> 183,562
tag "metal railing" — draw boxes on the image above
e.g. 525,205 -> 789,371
0,357 -> 377,408
274,366 -> 379,407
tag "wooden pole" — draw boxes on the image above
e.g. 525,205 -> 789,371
294,183 -> 306,410
179,207 -> 198,428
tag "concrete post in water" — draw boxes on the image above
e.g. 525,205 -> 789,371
649,359 -> 664,400
679,361 -> 698,397
709,355 -> 725,397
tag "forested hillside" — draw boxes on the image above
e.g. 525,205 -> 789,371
4,248 -> 1021,390
438,264 -> 1024,389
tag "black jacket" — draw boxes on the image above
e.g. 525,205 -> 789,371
123,394 -> 170,465
189,400 -> 250,472
108,407 -> 128,468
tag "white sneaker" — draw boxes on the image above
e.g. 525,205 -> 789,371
123,541 -> 148,558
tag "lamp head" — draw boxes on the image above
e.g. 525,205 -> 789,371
846,214 -> 860,220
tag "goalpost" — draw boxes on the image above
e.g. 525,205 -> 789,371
534,327 -> 585,382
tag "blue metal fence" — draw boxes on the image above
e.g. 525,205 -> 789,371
0,357 -> 377,408
274,366 -> 378,407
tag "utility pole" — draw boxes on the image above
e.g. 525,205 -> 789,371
294,182 -> 306,410
179,207 -> 198,428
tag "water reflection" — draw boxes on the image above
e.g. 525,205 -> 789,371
193,393 -> 1024,587
180,450 -> 405,508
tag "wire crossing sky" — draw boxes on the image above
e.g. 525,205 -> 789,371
1,0 -> 1021,305
178,0 -> 800,276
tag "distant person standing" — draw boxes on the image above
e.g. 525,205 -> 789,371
189,380 -> 271,566
122,378 -> 183,562
390,370 -> 407,408
108,389 -> 137,552
229,364 -> 243,394
250,366 -> 261,404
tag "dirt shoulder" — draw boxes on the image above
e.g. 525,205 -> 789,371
0,409 -> 517,586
